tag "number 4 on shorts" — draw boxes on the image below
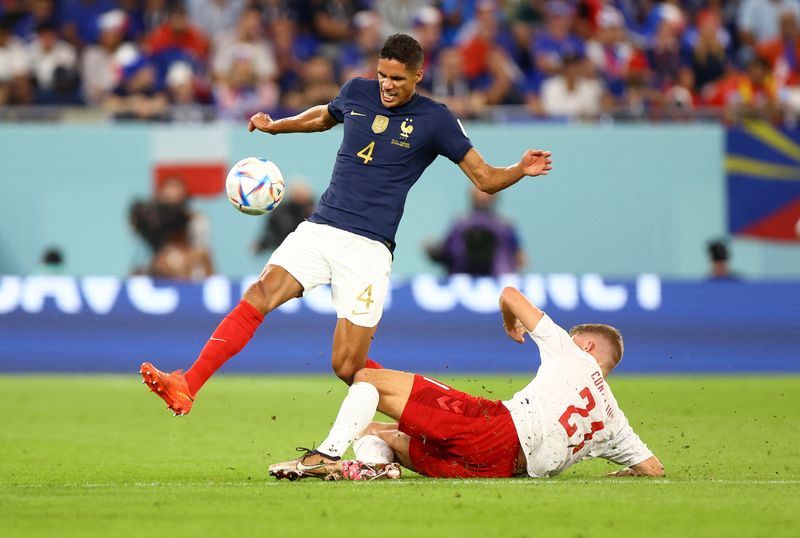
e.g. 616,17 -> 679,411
351,284 -> 374,316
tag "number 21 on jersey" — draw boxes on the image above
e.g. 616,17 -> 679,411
357,141 -> 375,164
558,387 -> 605,454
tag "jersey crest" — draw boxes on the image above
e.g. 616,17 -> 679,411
371,115 -> 389,134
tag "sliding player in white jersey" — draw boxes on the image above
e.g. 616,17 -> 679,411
268,287 -> 664,480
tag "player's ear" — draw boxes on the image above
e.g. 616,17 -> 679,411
415,68 -> 424,83
583,340 -> 595,353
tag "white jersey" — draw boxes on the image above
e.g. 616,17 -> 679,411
502,315 -> 653,477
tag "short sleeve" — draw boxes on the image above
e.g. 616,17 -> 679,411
526,314 -> 579,364
591,411 -> 654,467
433,107 -> 472,163
327,78 -> 353,123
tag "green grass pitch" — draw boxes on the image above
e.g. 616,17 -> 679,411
1,374 -> 799,537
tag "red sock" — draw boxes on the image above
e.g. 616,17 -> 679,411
184,300 -> 264,397
365,358 -> 384,369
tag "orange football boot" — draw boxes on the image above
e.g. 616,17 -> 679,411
139,362 -> 194,416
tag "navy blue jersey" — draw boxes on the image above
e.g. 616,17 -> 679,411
308,78 -> 473,251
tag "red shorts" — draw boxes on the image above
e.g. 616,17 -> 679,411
398,375 -> 521,478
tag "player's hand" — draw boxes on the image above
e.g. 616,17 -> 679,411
248,112 -> 276,134
504,319 -> 526,344
519,149 -> 552,177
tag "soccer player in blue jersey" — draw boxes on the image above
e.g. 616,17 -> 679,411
140,34 -> 553,416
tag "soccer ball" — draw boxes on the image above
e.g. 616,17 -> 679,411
225,157 -> 286,215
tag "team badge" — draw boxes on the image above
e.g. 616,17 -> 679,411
372,115 -> 389,134
400,118 -> 414,139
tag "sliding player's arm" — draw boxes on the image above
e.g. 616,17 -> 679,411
457,147 -> 552,194
248,105 -> 338,135
607,455 -> 665,477
499,287 -> 545,344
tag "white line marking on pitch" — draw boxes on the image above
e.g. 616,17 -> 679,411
3,479 -> 800,489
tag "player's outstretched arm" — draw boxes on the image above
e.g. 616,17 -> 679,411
457,147 -> 552,194
499,287 -> 545,343
248,105 -> 338,135
607,456 -> 665,477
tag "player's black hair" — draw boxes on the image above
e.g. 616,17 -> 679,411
379,34 -> 424,71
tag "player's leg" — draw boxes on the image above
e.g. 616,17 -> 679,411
140,265 -> 302,415
354,423 -> 415,471
330,319 -> 378,383
141,221 -> 332,415
392,375 -> 521,478
327,227 -> 392,382
183,264 -> 302,391
268,369 -> 413,479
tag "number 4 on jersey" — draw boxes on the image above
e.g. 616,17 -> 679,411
357,141 -> 375,164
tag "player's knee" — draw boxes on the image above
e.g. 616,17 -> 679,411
331,350 -> 365,385
352,368 -> 371,385
333,360 -> 359,385
242,280 -> 274,314
242,272 -> 297,314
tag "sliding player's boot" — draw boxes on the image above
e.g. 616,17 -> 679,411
139,362 -> 194,416
339,461 -> 402,481
268,448 -> 341,481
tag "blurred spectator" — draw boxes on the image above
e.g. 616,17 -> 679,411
213,54 -> 279,120
211,5 -> 277,83
0,15 -> 32,105
281,54 -> 339,112
705,56 -> 780,123
268,14 -> 319,96
14,0 -> 58,42
165,60 -> 212,121
421,46 -> 474,117
757,8 -> 800,91
412,5 -> 444,71
456,1 -> 517,107
663,65 -> 700,117
707,239 -> 739,280
585,6 -> 643,99
339,10 -> 382,82
305,0 -> 361,58
187,0 -> 245,38
36,246 -> 67,275
646,9 -> 684,89
129,177 -> 214,280
27,21 -> 80,104
253,181 -> 316,253
141,0 -> 171,34
533,1 -> 585,78
425,187 -> 525,276
538,53 -> 606,120
686,9 -> 729,92
373,0 -> 431,39
504,3 -> 539,83
439,0 -> 477,46
82,10 -> 133,105
61,0 -> 116,50
144,1 -> 209,64
103,56 -> 168,120
737,0 -> 800,63
117,0 -> 147,42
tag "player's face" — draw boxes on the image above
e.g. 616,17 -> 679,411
376,58 -> 422,108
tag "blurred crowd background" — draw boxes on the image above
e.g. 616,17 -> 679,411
3,0 -> 800,124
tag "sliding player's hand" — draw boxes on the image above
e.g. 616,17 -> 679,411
248,112 -> 276,134
504,319 -> 526,344
519,149 -> 552,177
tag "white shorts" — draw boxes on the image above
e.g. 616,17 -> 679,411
266,221 -> 392,327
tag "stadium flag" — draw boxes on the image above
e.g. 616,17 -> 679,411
726,121 -> 800,241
